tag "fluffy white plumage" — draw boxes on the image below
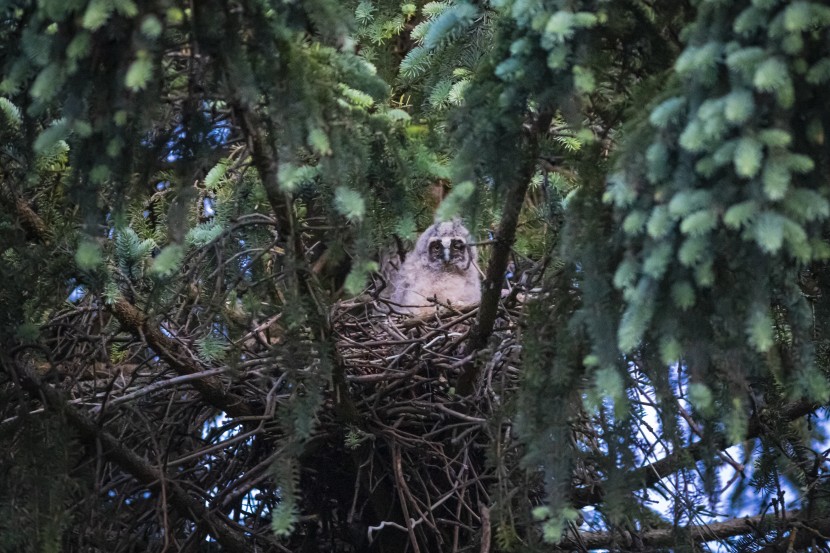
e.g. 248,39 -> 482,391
381,219 -> 481,315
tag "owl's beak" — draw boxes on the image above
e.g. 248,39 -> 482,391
443,247 -> 451,262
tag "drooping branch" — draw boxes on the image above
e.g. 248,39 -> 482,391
1,355 -> 260,553
570,399 -> 820,507
554,509 -> 823,551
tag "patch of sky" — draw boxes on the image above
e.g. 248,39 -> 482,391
207,123 -> 231,145
200,412 -> 241,443
240,256 -> 254,282
203,197 -> 215,217
617,359 -> 830,551
68,285 -> 86,303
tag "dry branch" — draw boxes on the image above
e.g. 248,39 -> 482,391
2,354 -> 260,553
110,298 -> 257,418
571,399 -> 820,507
555,509 -> 829,551
8,192 -> 259,419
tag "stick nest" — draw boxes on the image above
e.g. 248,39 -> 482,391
322,296 -> 532,550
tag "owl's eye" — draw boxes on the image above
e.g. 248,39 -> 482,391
429,242 -> 442,255
451,240 -> 465,251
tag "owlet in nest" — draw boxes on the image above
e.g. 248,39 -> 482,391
381,219 -> 481,315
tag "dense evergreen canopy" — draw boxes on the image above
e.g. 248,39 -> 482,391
2,0 -> 830,551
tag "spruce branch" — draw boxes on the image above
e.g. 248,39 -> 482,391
554,509 -> 824,551
210,20 -> 365,430
1,354 -> 258,553
223,95 -> 363,427
228,99 -> 294,243
459,110 -> 553,393
8,191 -> 258,419
110,298 -> 258,418
203,0 -> 295,246
571,399 -> 820,507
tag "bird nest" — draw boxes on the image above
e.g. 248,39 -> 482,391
324,295 -> 531,550
3,288 -> 541,552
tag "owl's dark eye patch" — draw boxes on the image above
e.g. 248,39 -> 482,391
429,242 -> 442,255
451,240 -> 465,251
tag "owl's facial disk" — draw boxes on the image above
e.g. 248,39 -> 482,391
428,238 -> 467,265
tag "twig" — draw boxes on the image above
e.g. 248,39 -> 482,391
479,503 -> 491,553
104,366 -> 231,407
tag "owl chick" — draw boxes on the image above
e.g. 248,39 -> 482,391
384,219 -> 481,315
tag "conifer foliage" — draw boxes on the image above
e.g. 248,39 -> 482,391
3,0 -> 830,552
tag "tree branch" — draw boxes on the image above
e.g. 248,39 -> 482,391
1,354 -> 257,553
205,0 -> 294,244
228,100 -> 294,242
458,111 -> 553,393
210,20 -> 367,430
555,510 -> 818,550
110,298 -> 257,418
570,400 -> 820,507
8,193 -> 258,419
